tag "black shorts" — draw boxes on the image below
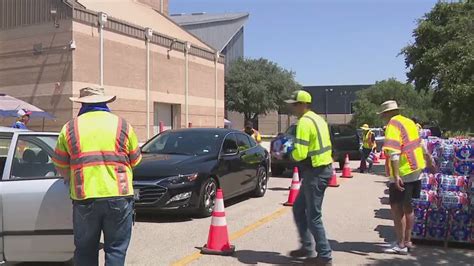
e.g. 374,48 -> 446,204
389,180 -> 421,206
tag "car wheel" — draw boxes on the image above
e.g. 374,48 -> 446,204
252,166 -> 268,197
196,178 -> 218,218
271,164 -> 284,176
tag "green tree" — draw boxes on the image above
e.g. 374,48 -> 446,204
351,79 -> 442,128
225,58 -> 301,122
401,1 -> 474,131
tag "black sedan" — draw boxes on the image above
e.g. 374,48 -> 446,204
133,128 -> 270,217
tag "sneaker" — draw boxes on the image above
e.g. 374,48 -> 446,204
304,257 -> 333,265
289,248 -> 315,258
384,243 -> 408,255
405,241 -> 415,252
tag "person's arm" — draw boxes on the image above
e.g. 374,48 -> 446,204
52,126 -> 71,183
389,152 -> 404,191
383,123 -> 404,190
421,140 -> 436,173
291,118 -> 311,162
127,124 -> 142,168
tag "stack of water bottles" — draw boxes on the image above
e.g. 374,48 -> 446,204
412,137 -> 473,244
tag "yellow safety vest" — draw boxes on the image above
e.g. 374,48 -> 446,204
243,128 -> 262,143
291,110 -> 333,167
53,111 -> 142,200
363,130 -> 376,149
251,130 -> 262,143
383,115 -> 426,178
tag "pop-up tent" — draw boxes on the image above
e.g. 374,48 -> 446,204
0,94 -> 54,119
0,94 -> 55,130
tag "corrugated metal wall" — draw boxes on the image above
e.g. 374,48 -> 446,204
0,0 -> 71,30
222,27 -> 244,72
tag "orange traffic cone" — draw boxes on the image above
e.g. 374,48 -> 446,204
328,168 -> 340,187
201,189 -> 235,256
284,167 -> 301,206
373,152 -> 380,164
340,154 -> 353,178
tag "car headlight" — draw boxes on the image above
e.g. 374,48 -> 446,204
166,173 -> 198,184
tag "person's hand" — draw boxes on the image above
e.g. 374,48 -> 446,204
395,176 -> 405,192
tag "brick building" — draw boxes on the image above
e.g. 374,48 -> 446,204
0,0 -> 225,142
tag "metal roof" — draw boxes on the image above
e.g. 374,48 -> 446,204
170,12 -> 249,52
170,12 -> 249,26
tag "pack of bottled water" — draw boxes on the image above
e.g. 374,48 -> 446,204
412,137 -> 473,244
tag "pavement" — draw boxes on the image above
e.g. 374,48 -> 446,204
98,159 -> 473,265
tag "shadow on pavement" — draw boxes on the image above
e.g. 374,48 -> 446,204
379,196 -> 390,205
268,187 -> 290,191
270,172 -> 292,179
232,250 -> 302,265
135,212 -> 193,223
374,208 -> 392,220
329,240 -> 387,256
368,245 -> 474,265
370,164 -> 387,177
374,224 -> 396,243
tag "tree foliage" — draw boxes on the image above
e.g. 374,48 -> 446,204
351,79 -> 442,128
401,1 -> 474,130
225,58 -> 301,122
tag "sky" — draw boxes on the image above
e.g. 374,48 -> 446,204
171,0 -> 438,86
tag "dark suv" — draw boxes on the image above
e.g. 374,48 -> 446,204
270,124 -> 361,175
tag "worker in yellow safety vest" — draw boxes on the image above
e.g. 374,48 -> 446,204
285,90 -> 333,264
243,121 -> 262,144
53,87 -> 142,266
379,100 -> 434,255
359,124 -> 377,173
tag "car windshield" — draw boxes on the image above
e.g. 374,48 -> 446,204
141,131 -> 222,156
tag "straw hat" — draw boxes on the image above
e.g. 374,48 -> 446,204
377,100 -> 403,115
360,124 -> 370,130
69,87 -> 116,104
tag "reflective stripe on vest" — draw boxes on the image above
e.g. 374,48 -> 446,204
294,138 -> 310,146
115,118 -> 130,195
302,115 -> 332,157
66,120 -> 85,199
387,119 -> 421,171
66,117 -> 131,199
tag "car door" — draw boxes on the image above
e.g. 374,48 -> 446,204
235,133 -> 257,192
242,135 -> 264,191
217,133 -> 243,198
0,133 -> 74,262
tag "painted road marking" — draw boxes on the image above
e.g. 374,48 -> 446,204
171,207 -> 290,266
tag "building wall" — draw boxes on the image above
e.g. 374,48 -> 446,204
226,111 -> 296,136
0,19 -> 74,131
72,22 -> 225,141
0,8 -> 225,142
138,0 -> 169,15
303,85 -> 372,115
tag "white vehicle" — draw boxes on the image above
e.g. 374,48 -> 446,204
0,127 -> 73,264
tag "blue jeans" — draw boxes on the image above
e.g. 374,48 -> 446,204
73,197 -> 134,266
292,164 -> 332,259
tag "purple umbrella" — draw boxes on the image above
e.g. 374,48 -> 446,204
0,94 -> 54,119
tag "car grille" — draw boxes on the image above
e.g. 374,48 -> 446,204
134,184 -> 167,205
